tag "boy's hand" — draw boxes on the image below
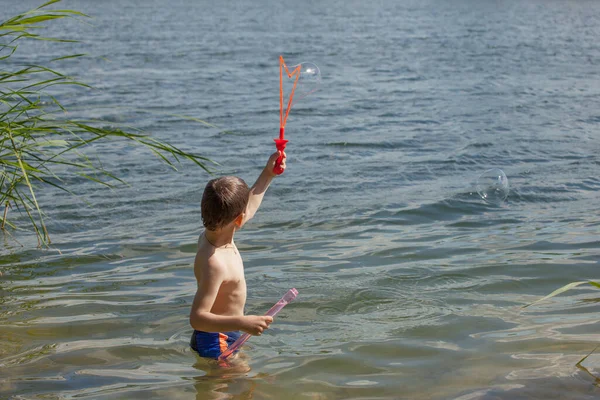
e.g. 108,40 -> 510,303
265,151 -> 286,177
241,315 -> 273,336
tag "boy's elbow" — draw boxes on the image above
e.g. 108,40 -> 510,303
189,310 -> 205,331
189,313 -> 196,330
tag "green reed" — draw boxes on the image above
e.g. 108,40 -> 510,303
524,280 -> 600,373
0,1 -> 214,246
523,281 -> 600,309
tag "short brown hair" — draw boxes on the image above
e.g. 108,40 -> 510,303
201,176 -> 249,231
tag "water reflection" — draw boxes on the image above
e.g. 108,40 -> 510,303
193,371 -> 256,400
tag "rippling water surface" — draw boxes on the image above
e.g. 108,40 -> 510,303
1,0 -> 600,399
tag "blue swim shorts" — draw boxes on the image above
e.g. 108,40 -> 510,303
190,330 -> 241,359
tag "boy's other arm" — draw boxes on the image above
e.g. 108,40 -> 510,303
189,258 -> 272,335
189,258 -> 240,332
243,151 -> 286,223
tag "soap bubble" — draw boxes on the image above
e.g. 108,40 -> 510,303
284,62 -> 321,105
293,62 -> 321,97
476,168 -> 509,205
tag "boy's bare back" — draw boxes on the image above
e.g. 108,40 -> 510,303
193,234 -> 246,318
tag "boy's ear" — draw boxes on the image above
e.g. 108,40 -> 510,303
234,213 -> 245,228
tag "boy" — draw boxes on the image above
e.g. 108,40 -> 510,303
189,151 -> 286,360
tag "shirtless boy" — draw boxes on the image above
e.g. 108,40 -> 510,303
189,151 -> 286,359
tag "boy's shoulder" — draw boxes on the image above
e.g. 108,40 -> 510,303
194,238 -> 227,275
194,246 -> 224,267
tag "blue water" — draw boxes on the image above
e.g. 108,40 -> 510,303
1,0 -> 600,399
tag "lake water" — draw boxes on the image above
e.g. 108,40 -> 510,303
1,0 -> 600,399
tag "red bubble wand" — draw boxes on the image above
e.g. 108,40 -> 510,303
273,56 -> 320,174
273,56 -> 301,175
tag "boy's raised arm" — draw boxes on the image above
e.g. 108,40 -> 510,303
243,151 -> 286,223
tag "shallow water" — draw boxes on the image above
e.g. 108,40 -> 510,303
1,0 -> 600,399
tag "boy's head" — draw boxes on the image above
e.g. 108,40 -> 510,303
201,176 -> 250,231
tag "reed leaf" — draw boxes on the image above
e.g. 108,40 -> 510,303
523,281 -> 600,309
1,1 -> 216,246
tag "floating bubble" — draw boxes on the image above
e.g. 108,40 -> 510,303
285,62 -> 321,104
476,168 -> 509,205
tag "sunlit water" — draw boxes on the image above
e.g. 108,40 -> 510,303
1,0 -> 600,399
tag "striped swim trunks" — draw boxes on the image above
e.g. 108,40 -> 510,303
190,330 -> 241,359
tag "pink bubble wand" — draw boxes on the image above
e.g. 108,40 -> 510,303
218,288 -> 299,362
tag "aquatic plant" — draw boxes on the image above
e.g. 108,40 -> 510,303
522,281 -> 600,309
523,281 -> 600,378
0,1 -> 212,246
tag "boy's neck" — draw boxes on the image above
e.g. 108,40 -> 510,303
204,228 -> 235,248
